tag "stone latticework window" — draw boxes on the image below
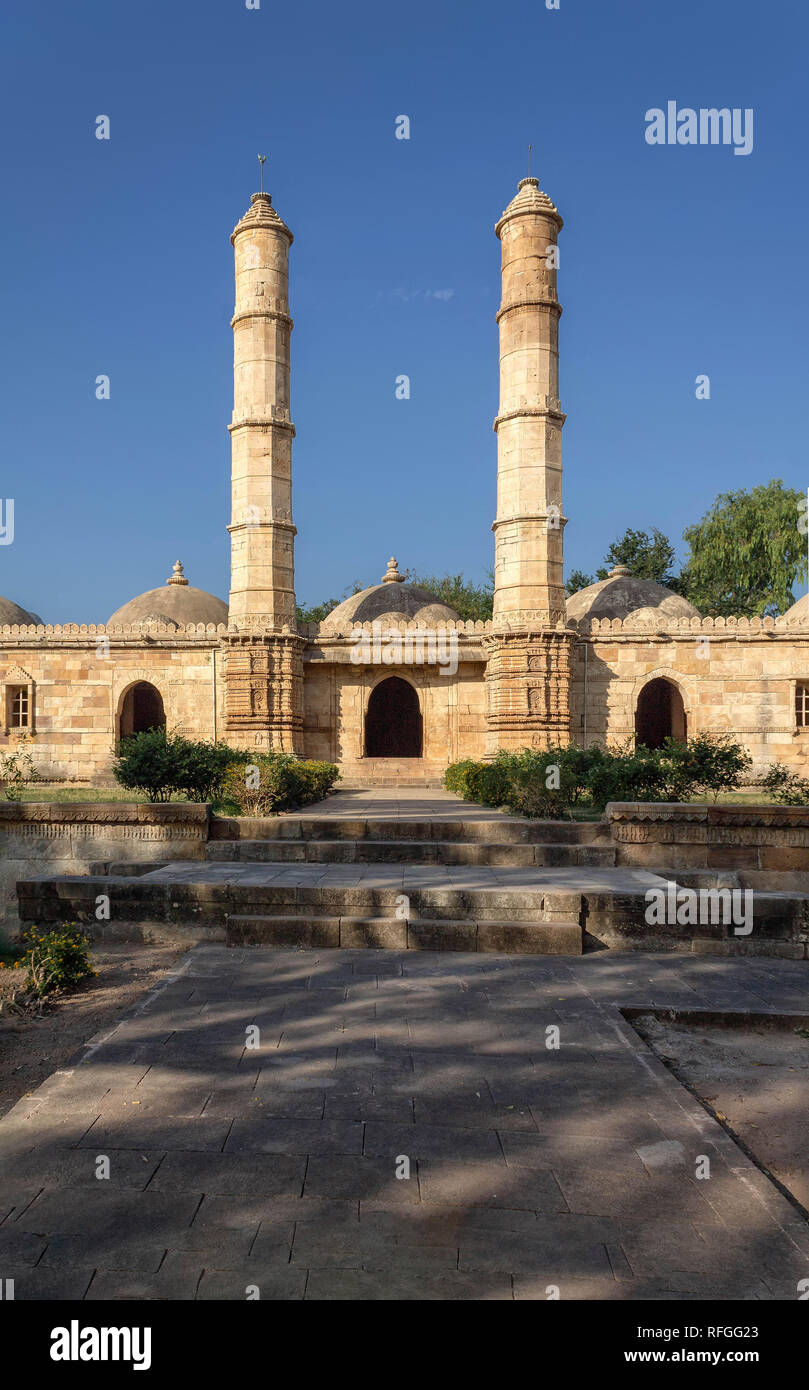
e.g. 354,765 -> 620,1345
795,683 -> 809,728
2,667 -> 35,735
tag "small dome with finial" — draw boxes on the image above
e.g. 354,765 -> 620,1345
566,565 -> 700,624
318,557 -> 461,633
107,563 -> 228,627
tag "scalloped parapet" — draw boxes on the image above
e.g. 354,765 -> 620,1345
571,613 -> 784,635
305,617 -> 493,640
0,621 -> 229,639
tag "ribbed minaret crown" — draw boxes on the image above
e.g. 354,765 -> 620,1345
231,191 -> 293,246
494,175 -> 563,238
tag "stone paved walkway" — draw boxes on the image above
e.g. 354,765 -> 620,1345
292,789 -> 513,820
140,861 -> 662,894
2,947 -> 808,1300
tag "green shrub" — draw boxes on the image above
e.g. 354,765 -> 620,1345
219,754 -> 339,816
0,734 -> 39,801
20,923 -> 95,998
445,733 -> 752,817
761,762 -> 809,806
113,727 -> 238,803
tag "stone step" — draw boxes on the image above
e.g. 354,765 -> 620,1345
226,914 -> 582,955
209,816 -> 608,846
17,874 -> 584,930
206,838 -> 615,868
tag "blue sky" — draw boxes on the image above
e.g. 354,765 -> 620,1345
1,0 -> 806,622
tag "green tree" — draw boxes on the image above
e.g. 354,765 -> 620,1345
680,479 -> 807,617
595,527 -> 678,585
296,582 -> 364,625
566,568 -> 596,595
408,571 -> 494,622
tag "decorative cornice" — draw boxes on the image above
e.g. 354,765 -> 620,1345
496,297 -> 561,322
231,310 -> 293,331
227,519 -> 297,536
494,402 -> 566,430
228,412 -> 295,435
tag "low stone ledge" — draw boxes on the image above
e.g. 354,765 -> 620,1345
0,801 -> 209,828
0,803 -> 210,930
606,802 -> 809,870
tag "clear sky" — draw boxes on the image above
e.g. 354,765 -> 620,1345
1,0 -> 806,622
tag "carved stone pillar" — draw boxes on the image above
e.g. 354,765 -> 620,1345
221,629 -> 305,754
484,626 -> 575,754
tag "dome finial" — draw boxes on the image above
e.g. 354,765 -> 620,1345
167,560 -> 189,587
382,556 -> 405,584
609,564 -> 632,578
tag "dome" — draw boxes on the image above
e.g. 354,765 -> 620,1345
318,557 -> 462,633
0,596 -> 40,626
781,593 -> 809,623
566,565 -> 700,624
107,562 -> 228,628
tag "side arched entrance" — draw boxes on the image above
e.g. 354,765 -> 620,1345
118,682 -> 166,739
635,677 -> 687,749
365,677 -> 422,758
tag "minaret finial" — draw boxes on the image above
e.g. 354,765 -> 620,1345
528,143 -> 532,178
257,153 -> 267,193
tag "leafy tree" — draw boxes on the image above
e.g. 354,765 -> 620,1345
296,582 -> 364,625
680,479 -> 807,617
296,596 -> 342,624
407,571 -> 494,622
566,568 -> 596,595
595,527 -> 678,586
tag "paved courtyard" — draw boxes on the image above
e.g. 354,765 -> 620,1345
2,945 -> 808,1299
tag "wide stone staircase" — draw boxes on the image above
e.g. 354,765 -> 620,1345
17,806 -> 633,957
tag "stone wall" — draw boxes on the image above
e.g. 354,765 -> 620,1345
302,626 -> 488,767
607,800 -> 809,882
0,625 -> 226,782
0,801 -> 208,935
571,614 -> 809,775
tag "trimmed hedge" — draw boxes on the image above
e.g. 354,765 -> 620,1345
445,734 -> 751,818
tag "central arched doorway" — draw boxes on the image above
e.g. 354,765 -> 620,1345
635,677 -> 686,749
119,682 -> 166,738
365,677 -> 422,758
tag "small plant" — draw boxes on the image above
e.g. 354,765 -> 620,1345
218,755 -> 339,815
761,762 -> 809,806
0,733 -> 40,801
18,923 -> 95,999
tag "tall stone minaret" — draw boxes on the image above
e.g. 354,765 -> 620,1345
228,189 -> 296,625
485,174 -> 574,753
223,186 -> 304,754
492,176 -> 566,624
